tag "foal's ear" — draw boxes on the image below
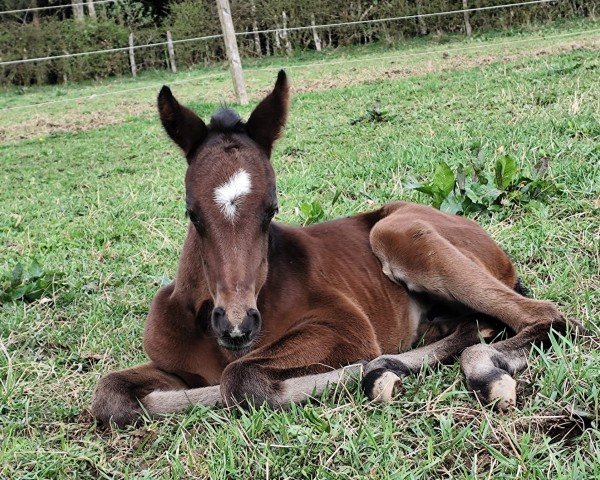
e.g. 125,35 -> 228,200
158,86 -> 208,159
246,70 -> 289,157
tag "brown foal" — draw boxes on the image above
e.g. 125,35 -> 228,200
91,71 -> 582,427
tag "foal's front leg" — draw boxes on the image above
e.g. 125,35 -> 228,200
142,365 -> 365,415
136,305 -> 380,414
91,363 -> 188,427
220,305 -> 382,407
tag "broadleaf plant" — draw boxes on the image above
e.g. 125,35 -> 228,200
406,154 -> 558,214
298,201 -> 325,225
1,259 -> 66,303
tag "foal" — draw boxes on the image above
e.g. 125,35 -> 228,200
92,71 -> 581,427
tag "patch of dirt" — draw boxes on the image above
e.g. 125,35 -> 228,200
291,38 -> 599,95
0,99 -> 151,143
2,36 -> 598,143
511,409 -> 596,443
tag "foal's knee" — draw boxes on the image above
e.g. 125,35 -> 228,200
220,361 -> 281,408
371,219 -> 432,255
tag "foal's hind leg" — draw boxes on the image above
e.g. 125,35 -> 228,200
368,214 -> 582,408
362,319 -> 499,402
459,318 -> 583,410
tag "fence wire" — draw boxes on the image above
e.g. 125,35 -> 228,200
0,0 -> 558,66
3,27 -> 596,112
0,0 -> 116,16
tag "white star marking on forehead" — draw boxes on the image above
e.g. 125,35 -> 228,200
213,169 -> 252,221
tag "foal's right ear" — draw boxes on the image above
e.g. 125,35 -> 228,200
246,70 -> 290,157
158,86 -> 208,159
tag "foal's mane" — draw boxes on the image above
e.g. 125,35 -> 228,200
209,107 -> 245,134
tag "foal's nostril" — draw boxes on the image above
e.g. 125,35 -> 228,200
213,307 -> 261,349
244,308 -> 262,335
246,308 -> 261,326
211,306 -> 227,332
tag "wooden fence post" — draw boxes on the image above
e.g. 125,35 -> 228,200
462,0 -> 472,36
167,31 -> 177,73
87,0 -> 96,19
251,0 -> 261,55
216,0 -> 248,105
311,14 -> 322,51
282,11 -> 292,55
415,0 -> 428,35
128,32 -> 137,78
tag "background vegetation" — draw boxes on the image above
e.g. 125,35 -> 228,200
0,0 -> 598,85
1,18 -> 599,477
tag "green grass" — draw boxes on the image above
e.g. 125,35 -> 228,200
1,21 -> 599,479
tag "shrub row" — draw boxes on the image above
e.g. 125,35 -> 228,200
0,0 -> 597,86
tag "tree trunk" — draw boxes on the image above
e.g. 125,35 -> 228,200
462,0 -> 472,36
281,11 -> 292,55
311,14 -> 322,51
31,0 -> 40,27
167,31 -> 177,73
129,32 -> 137,77
251,0 -> 261,55
415,0 -> 428,35
72,0 -> 85,21
274,24 -> 281,54
88,0 -> 97,19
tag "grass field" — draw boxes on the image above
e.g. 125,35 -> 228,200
1,19 -> 599,479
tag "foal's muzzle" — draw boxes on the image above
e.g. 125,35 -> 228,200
211,307 -> 262,351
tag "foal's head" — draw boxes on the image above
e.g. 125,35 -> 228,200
158,71 -> 289,352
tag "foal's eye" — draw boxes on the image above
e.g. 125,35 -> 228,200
186,209 -> 205,232
262,206 -> 278,228
265,206 -> 278,220
185,209 -> 196,222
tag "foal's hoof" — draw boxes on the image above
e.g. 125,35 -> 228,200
566,317 -> 588,337
469,370 -> 517,412
486,373 -> 517,411
362,368 -> 403,402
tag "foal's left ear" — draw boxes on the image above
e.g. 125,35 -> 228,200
158,86 -> 208,159
246,70 -> 290,157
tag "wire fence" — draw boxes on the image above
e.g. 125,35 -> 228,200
0,0 -> 558,66
0,0 -> 116,16
3,27 -> 597,112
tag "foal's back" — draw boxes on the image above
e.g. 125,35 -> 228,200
260,204 -> 415,354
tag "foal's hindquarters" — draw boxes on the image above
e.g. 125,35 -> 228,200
361,201 -> 584,408
91,201 -> 582,427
